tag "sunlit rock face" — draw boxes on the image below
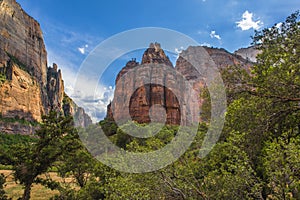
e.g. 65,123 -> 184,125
0,0 -> 92,134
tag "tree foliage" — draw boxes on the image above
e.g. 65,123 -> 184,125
0,174 -> 10,200
223,11 -> 300,199
10,112 -> 80,200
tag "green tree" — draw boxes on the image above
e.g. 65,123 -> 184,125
224,11 -> 300,136
198,133 -> 263,199
261,133 -> 300,199
58,146 -> 95,188
251,11 -> 300,136
223,11 -> 300,199
10,112 -> 79,200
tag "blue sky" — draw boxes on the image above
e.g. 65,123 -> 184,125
17,0 -> 299,121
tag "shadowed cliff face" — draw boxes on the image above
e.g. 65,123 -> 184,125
129,84 -> 181,125
234,46 -> 261,63
46,64 -> 64,112
0,0 -> 92,133
106,44 -> 254,127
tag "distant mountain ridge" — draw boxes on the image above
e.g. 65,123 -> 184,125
0,0 -> 92,134
234,46 -> 261,63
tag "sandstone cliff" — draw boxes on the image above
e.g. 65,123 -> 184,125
0,0 -> 92,134
107,43 -> 199,125
0,0 -> 47,85
107,43 -> 183,125
63,94 -> 92,127
0,62 -> 43,122
106,44 -> 255,126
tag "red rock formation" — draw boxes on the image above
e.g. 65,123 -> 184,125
141,42 -> 173,67
0,62 -> 43,121
107,44 -> 177,124
106,43 -> 198,126
0,121 -> 37,135
106,45 -> 254,126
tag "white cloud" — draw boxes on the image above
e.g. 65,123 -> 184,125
175,46 -> 184,54
78,44 -> 89,55
200,42 -> 211,47
172,46 -> 185,61
236,11 -> 263,31
275,22 -> 283,34
71,78 -> 115,122
78,47 -> 85,54
275,22 -> 283,29
210,31 -> 221,40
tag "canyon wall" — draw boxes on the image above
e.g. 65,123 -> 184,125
0,0 -> 92,134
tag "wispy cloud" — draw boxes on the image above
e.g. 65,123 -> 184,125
210,30 -> 221,40
236,11 -> 263,31
43,22 -> 102,63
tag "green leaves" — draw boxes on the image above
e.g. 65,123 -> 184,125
223,11 -> 300,199
252,11 -> 300,103
0,174 -> 10,200
10,111 -> 80,200
0,73 -> 6,86
261,133 -> 300,199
